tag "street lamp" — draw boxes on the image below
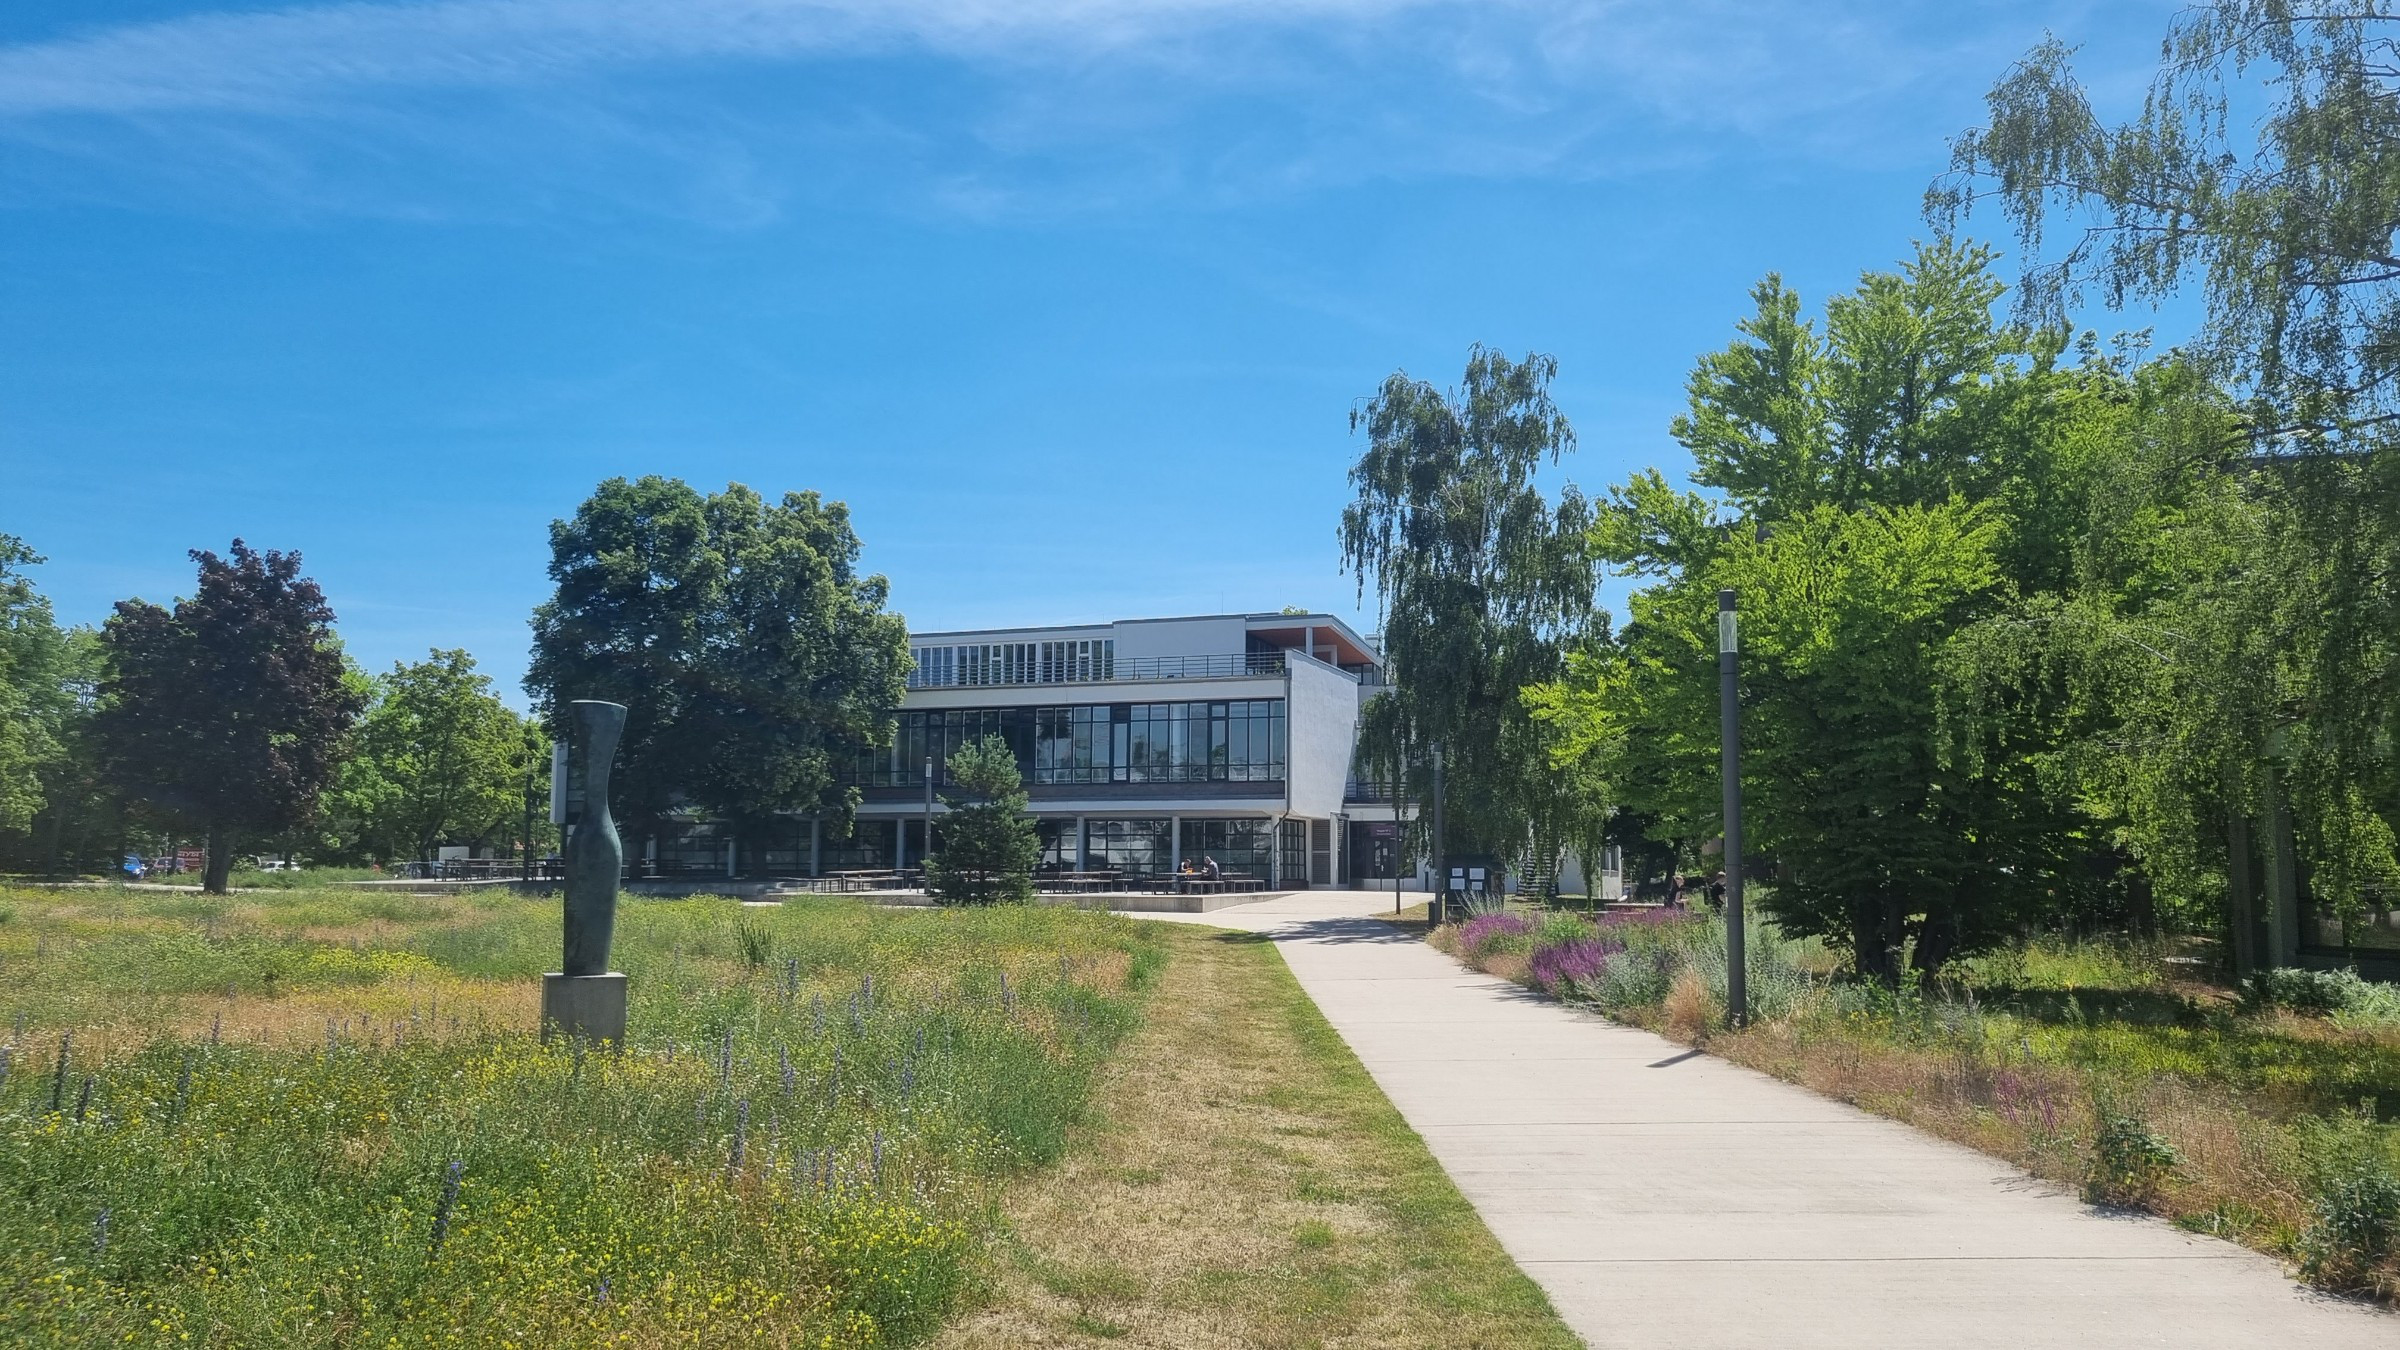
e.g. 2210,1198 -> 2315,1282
1719,588 -> 1747,1028
1430,741 -> 1447,929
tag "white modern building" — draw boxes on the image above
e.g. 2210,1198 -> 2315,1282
751,611 -> 1409,887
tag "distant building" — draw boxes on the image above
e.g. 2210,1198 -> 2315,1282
647,611 -> 1411,886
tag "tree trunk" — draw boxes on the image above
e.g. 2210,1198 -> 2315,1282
1852,896 -> 1898,986
2263,765 -> 2303,968
40,807 -> 64,880
2126,870 -> 2158,940
2226,805 -> 2259,977
1912,901 -> 1958,989
203,825 -> 235,895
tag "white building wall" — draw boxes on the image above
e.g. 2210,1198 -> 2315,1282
1285,651 -> 1360,819
1108,615 -> 1248,661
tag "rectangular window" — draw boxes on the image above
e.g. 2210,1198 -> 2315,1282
1086,818 -> 1171,876
1178,818 -> 1276,880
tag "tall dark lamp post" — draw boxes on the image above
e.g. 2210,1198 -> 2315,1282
1718,588 -> 1747,1028
1429,741 -> 1446,929
922,756 -> 935,884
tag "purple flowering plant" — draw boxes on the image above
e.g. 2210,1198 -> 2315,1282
1455,912 -> 1536,959
1528,937 -> 1623,992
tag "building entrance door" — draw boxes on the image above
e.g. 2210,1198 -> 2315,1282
1349,820 -> 1399,880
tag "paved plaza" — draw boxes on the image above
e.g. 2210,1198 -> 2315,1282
1134,891 -> 2400,1349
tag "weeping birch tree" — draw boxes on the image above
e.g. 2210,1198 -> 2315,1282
1338,346 -> 1600,871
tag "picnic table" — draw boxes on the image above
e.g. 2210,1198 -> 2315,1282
1035,870 -> 1124,895
1139,872 -> 1271,896
822,869 -> 916,892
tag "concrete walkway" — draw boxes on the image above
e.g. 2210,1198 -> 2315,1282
1129,891 -> 2400,1349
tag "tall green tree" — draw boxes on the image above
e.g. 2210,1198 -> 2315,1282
1936,2 -> 2400,437
94,541 -> 364,894
1536,244 -> 2111,979
925,735 -> 1037,906
0,536 -> 72,837
527,477 -> 910,856
1339,345 -> 1598,862
1938,4 -> 2400,961
336,649 -> 535,864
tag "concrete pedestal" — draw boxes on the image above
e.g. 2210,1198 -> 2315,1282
540,972 -> 627,1045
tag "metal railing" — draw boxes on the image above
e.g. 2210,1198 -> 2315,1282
906,651 -> 1285,689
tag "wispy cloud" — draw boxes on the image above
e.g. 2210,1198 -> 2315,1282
0,0 -> 2169,223
0,0 -> 1429,115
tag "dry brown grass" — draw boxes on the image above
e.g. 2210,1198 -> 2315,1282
1478,951 -> 1531,984
1662,967 -> 1714,1042
1707,1018 -> 2323,1246
937,924 -> 1577,1350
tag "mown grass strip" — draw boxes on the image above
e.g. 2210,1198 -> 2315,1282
941,923 -> 1579,1349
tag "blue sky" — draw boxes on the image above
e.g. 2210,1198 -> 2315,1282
1,0 -> 2187,703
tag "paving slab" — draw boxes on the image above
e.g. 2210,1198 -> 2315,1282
1128,891 -> 2400,1349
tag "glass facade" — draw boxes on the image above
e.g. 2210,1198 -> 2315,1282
908,638 -> 1115,688
853,700 -> 1287,787
1085,818 -> 1171,875
651,820 -> 729,876
1035,818 -> 1078,869
1178,818 -> 1276,878
820,820 -> 895,871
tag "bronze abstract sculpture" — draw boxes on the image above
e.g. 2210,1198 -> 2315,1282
542,699 -> 629,1043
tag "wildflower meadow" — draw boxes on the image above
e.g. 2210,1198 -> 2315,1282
0,886 -> 1159,1346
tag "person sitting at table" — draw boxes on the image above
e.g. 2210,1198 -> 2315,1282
1200,854 -> 1222,881
1178,858 -> 1199,875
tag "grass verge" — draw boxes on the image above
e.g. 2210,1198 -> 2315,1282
939,922 -> 1578,1350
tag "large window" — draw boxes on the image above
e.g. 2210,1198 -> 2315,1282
1035,818 -> 1078,869
854,700 -> 1287,787
821,820 -> 895,871
1122,701 -> 1285,784
1179,819 -> 1276,878
1086,818 -> 1171,876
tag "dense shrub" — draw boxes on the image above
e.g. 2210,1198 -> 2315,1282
2086,1108 -> 2181,1206
2303,1160 -> 2400,1289
2246,967 -> 2400,1026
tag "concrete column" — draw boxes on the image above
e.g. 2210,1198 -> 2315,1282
1169,815 -> 1182,874
895,818 -> 908,871
726,834 -> 737,879
808,818 -> 821,877
1269,815 -> 1281,889
1075,815 -> 1089,871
